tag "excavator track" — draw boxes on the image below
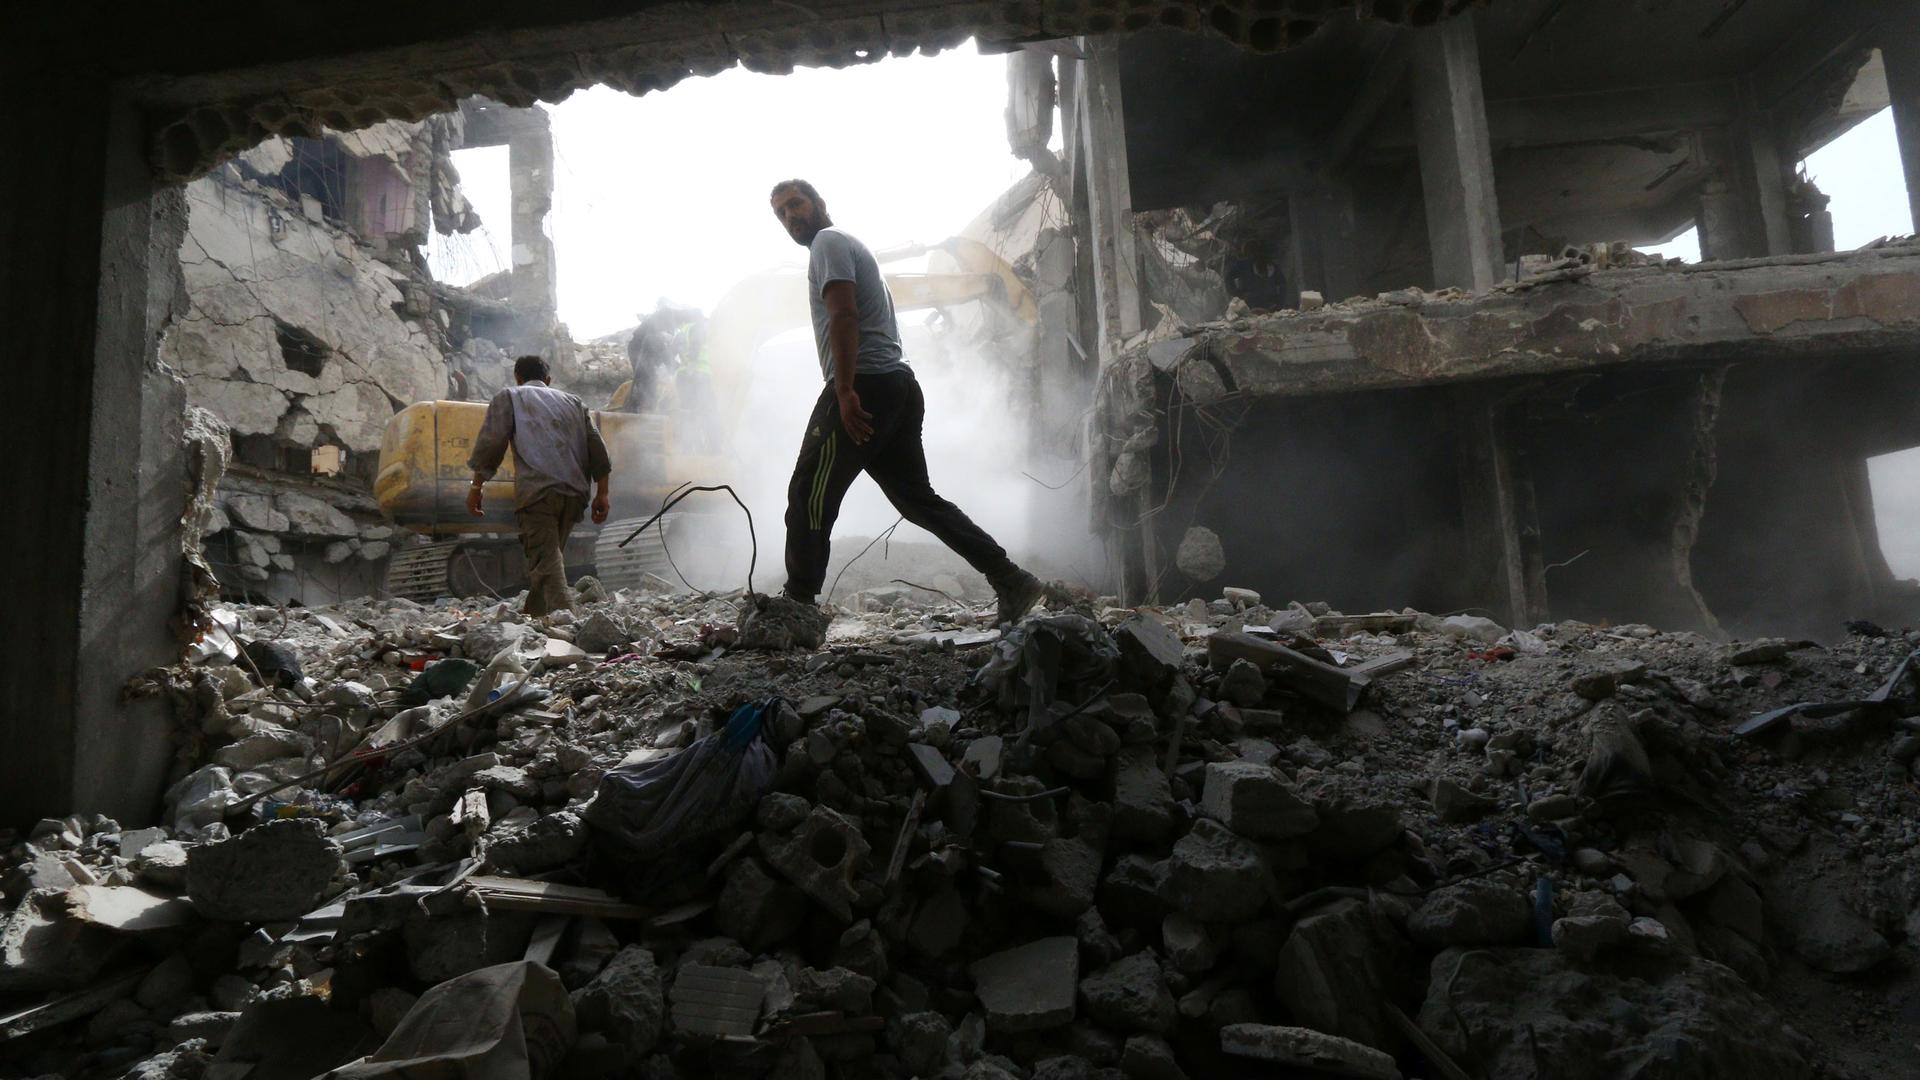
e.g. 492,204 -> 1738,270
384,541 -> 459,601
385,539 -> 523,602
593,515 -> 679,592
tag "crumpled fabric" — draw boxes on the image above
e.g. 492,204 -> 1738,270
585,699 -> 783,874
972,614 -> 1119,732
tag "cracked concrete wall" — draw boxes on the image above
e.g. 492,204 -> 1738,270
162,173 -> 450,456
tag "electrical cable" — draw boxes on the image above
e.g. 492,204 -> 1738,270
825,517 -> 903,605
617,482 -> 758,595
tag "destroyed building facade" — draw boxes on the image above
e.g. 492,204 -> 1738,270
1024,3 -> 1920,640
159,102 -> 568,605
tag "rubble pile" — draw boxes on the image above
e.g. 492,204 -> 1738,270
2,583 -> 1918,1079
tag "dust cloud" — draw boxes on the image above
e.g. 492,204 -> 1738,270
647,299 -> 1097,597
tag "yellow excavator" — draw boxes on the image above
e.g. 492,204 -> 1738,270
374,239 -> 1036,599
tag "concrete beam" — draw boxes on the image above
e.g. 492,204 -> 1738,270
1135,245 -> 1920,400
1409,15 -> 1503,292
1374,82 -> 1740,150
456,98 -> 550,147
1883,20 -> 1920,234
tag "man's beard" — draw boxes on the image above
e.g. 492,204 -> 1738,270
789,211 -> 827,246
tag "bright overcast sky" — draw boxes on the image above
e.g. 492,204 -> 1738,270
431,43 -> 1032,341
1642,106 -> 1912,262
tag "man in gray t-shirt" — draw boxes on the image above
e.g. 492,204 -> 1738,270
805,227 -> 908,381
768,179 -> 1043,626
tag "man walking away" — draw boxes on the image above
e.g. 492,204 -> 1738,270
768,179 -> 1044,625
467,354 -> 613,617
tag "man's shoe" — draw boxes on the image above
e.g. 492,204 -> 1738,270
992,570 -> 1046,626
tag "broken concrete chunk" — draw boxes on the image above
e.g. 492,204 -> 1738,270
1100,855 -> 1170,927
1219,1024 -> 1401,1079
135,841 -> 191,889
1439,615 -> 1505,645
1780,879 -> 1891,975
137,953 -> 197,1011
1199,761 -> 1318,840
1025,837 -> 1101,919
963,735 -> 1004,780
481,810 -> 588,874
1160,913 -> 1218,976
1430,777 -> 1496,823
187,818 -> 344,922
794,964 -> 875,1014
1727,638 -> 1793,665
64,885 -> 197,933
1079,951 -> 1175,1035
1410,880 -> 1532,948
737,594 -> 831,651
225,493 -> 290,533
1110,746 -> 1175,844
758,805 -> 872,922
168,1010 -> 240,1048
1307,802 -> 1405,860
0,893 -> 127,992
969,937 -> 1079,1032
1417,947 -> 1814,1078
717,858 -> 804,951
1121,1033 -> 1189,1080
573,945 -> 665,1057
1113,616 -> 1185,684
573,611 -> 630,655
907,743 -> 956,790
1174,527 -> 1226,583
214,726 -> 314,770
542,636 -> 589,669
1275,898 -> 1399,1050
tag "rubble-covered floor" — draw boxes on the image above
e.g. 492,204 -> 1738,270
3,575 -> 1919,1079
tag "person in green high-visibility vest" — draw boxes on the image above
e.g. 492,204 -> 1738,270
673,313 -> 718,452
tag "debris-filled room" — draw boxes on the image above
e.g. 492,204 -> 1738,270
5,1 -> 1920,1077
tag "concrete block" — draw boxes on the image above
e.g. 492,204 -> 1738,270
970,937 -> 1078,1032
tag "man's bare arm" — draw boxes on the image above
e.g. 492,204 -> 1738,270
823,279 -> 874,444
584,404 -> 613,524
466,391 -> 515,516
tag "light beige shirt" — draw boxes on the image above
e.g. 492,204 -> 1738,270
467,381 -> 612,511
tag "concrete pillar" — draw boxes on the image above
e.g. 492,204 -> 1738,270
1454,393 -> 1546,628
1072,36 -> 1156,601
1695,173 -> 1755,262
1006,49 -> 1058,174
1409,15 -> 1503,292
1884,23 -> 1920,234
507,125 -> 556,317
1077,35 -> 1145,359
0,82 -> 188,824
1733,82 -> 1794,256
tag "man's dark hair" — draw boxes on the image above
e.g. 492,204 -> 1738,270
770,178 -> 823,205
514,355 -> 550,384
